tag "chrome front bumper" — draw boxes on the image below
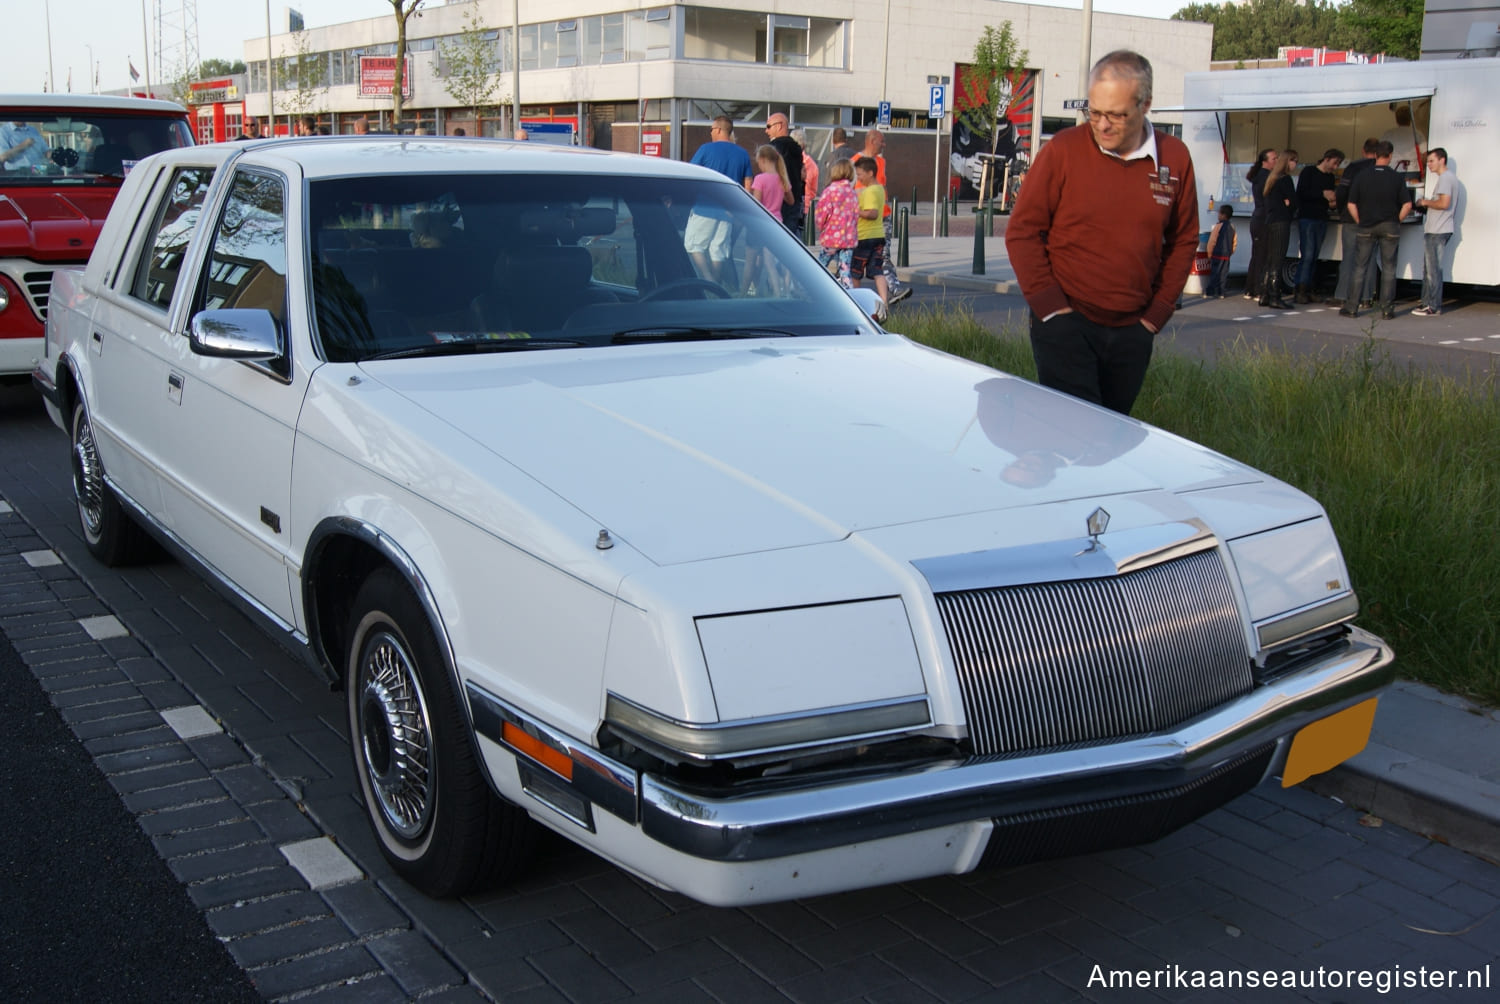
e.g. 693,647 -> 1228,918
472,626 -> 1394,864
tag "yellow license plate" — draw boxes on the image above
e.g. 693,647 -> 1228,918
1282,698 -> 1379,788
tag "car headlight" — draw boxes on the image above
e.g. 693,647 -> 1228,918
1226,518 -> 1359,654
0,284 -> 10,312
607,597 -> 931,761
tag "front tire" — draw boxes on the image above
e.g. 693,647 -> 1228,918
70,400 -> 152,565
346,568 -> 536,896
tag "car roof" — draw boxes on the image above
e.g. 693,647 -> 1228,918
214,135 -> 723,183
0,93 -> 188,116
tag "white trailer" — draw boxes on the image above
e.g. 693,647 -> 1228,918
1168,58 -> 1499,289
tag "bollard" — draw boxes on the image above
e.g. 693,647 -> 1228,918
939,196 -> 948,237
898,207 -> 910,267
804,197 -> 817,245
972,211 -> 985,275
910,186 -> 918,218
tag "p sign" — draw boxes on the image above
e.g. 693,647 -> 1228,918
878,101 -> 892,129
929,86 -> 946,119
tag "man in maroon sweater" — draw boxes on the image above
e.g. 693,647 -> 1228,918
1005,50 -> 1199,415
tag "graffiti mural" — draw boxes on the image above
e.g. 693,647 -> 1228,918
950,65 -> 1038,201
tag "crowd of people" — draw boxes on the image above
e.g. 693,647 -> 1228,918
688,116 -> 911,311
1232,128 -> 1454,320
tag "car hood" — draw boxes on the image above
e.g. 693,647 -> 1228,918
361,336 -> 1261,565
0,188 -> 115,259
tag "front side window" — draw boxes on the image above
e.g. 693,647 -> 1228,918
308,172 -> 873,364
198,170 -> 288,341
130,166 -> 216,309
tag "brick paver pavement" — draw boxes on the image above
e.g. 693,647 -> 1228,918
3,385 -> 1494,1002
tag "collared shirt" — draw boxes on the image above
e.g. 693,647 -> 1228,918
1096,119 -> 1158,165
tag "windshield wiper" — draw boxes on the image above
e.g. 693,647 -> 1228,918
364,337 -> 586,361
611,327 -> 796,344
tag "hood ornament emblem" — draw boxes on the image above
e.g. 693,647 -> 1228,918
1084,507 -> 1110,552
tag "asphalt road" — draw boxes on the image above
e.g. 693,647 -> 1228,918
3,324 -> 1497,1002
0,610 -> 260,1002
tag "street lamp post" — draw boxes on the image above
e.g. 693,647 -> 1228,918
1078,0 -> 1094,124
45,1 -> 57,92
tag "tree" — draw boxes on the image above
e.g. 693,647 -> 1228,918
436,1 -> 504,134
1174,0 -> 1344,62
387,0 -> 427,127
278,30 -> 329,124
957,23 -> 1029,204
1337,0 -> 1423,60
1173,0 -> 1419,62
199,58 -> 247,77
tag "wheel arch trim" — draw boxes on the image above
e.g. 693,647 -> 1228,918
302,516 -> 511,795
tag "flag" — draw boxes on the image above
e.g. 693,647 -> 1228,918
129,60 -> 140,83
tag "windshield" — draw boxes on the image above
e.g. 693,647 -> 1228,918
0,110 -> 192,182
309,171 -> 876,363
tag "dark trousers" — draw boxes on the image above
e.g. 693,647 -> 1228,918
1296,218 -> 1327,288
1205,258 -> 1231,297
1351,220 -> 1401,310
1030,311 -> 1154,416
1245,217 -> 1268,297
1260,220 -> 1291,301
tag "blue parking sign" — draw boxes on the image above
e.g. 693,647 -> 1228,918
878,101 -> 892,129
930,86 -> 945,119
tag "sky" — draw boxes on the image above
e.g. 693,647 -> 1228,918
5,0 -> 1190,96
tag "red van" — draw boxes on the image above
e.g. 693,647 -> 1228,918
1,94 -> 192,380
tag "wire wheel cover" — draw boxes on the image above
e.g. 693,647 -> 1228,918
357,629 -> 435,840
72,415 -> 105,537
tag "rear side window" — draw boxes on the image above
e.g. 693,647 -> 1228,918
130,166 -> 215,309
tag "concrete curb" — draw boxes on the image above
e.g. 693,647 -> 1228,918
901,268 -> 1020,295
1299,680 -> 1500,866
1306,748 -> 1500,867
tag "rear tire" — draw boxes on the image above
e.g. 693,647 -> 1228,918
70,401 -> 153,566
345,568 -> 536,897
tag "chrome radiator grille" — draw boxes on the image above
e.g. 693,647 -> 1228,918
935,548 -> 1252,756
23,270 -> 53,318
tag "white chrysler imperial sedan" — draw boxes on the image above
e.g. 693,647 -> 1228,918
34,138 -> 1394,906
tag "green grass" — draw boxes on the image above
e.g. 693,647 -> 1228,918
886,305 -> 1500,706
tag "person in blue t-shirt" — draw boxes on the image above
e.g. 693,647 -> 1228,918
1,121 -> 51,171
686,116 -> 753,283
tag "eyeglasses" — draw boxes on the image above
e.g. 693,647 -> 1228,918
1087,108 -> 1136,126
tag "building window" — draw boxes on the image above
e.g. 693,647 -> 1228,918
557,20 -> 578,67
683,8 -> 843,68
770,15 -> 808,67
602,13 -> 625,64
520,23 -> 539,70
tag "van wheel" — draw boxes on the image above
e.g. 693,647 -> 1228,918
70,401 -> 152,565
346,568 -> 536,897
1280,257 -> 1301,292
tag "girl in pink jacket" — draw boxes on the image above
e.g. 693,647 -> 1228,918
815,159 -> 858,288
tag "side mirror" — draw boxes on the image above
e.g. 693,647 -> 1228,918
848,287 -> 887,324
188,309 -> 283,360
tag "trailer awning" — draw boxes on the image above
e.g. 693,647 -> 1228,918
1155,87 -> 1435,113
